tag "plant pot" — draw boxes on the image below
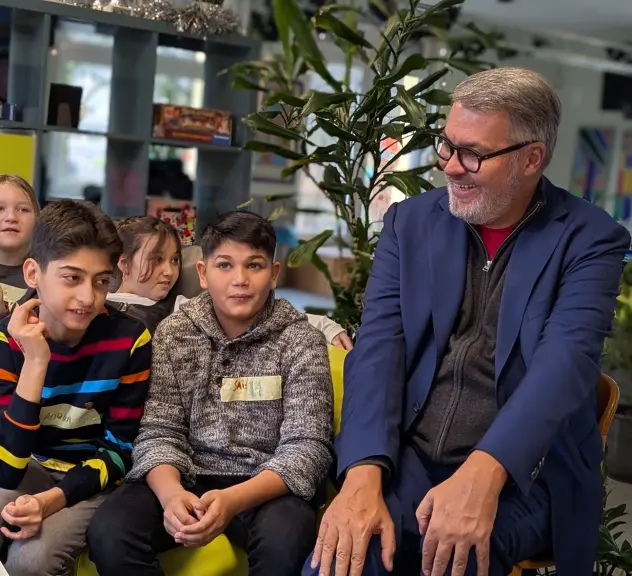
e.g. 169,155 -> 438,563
607,409 -> 632,483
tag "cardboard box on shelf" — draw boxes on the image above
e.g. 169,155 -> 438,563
152,104 -> 232,146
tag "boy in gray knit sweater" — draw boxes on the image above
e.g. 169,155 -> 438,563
87,211 -> 334,576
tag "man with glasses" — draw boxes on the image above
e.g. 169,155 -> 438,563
304,67 -> 630,576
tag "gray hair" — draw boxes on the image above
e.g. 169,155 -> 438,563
452,67 -> 561,168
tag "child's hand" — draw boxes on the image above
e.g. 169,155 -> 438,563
332,331 -> 353,351
163,490 -> 203,539
175,489 -> 238,548
8,299 -> 50,364
0,494 -> 44,540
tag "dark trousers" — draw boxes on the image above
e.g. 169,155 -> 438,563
304,446 -> 551,576
87,476 -> 317,576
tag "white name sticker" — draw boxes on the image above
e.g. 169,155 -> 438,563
220,376 -> 282,402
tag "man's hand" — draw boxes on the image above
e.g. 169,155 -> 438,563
8,299 -> 50,364
0,494 -> 44,540
163,490 -> 204,540
417,451 -> 507,576
175,489 -> 238,548
311,465 -> 395,576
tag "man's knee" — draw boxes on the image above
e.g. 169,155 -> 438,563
6,538 -> 77,576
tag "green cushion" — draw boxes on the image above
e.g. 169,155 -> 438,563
75,535 -> 248,576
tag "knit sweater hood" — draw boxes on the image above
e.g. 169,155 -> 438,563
179,291 -> 305,346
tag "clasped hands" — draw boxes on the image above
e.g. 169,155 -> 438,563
312,452 -> 506,576
163,488 -> 237,548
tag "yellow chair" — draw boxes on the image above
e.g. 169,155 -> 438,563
75,345 -> 348,576
510,373 -> 620,576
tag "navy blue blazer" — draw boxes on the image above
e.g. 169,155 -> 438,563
336,178 -> 630,574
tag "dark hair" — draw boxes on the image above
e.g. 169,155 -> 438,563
200,210 -> 276,261
115,216 -> 182,283
0,174 -> 40,214
32,200 -> 122,270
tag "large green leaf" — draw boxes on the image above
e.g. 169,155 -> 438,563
312,12 -> 374,49
273,0 -> 293,71
444,58 -> 489,75
265,91 -> 307,107
376,54 -> 427,86
371,10 -> 406,69
287,230 -> 333,268
301,91 -> 357,118
243,140 -> 303,160
408,68 -> 449,97
276,0 -> 341,90
383,172 -> 422,197
379,122 -> 405,140
316,117 -> 362,142
280,153 -> 347,178
244,113 -> 305,141
395,85 -> 426,128
320,182 -> 357,196
421,89 -> 453,106
232,74 -> 266,92
417,0 -> 464,20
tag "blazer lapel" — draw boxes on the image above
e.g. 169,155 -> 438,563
495,185 -> 568,381
430,197 -> 468,362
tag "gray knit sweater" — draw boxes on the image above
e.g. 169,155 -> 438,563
128,292 -> 333,500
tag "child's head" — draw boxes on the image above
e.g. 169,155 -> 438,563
24,200 -> 122,339
0,175 -> 39,261
197,210 -> 279,330
116,216 -> 182,302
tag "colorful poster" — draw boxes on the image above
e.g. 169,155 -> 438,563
569,127 -> 615,206
614,130 -> 632,221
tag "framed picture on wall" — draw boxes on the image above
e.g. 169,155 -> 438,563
251,83 -> 303,185
569,126 -> 615,206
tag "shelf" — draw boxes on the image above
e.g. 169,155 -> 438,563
2,0 -> 258,53
149,137 -> 241,153
0,121 -> 39,132
0,123 -> 242,152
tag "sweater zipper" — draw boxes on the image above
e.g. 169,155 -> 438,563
472,200 -> 543,273
431,200 -> 543,461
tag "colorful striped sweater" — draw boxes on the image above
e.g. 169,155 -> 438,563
0,305 -> 151,506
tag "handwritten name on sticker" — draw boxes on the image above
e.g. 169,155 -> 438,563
220,376 -> 282,402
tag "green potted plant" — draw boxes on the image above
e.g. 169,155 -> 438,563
229,0 -> 502,333
603,261 -> 632,483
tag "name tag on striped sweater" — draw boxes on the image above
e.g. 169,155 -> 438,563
220,376 -> 282,402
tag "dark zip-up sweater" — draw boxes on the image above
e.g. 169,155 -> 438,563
411,201 -> 542,464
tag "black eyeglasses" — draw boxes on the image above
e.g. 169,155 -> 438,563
433,134 -> 538,174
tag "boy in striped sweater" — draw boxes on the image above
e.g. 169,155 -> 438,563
0,200 -> 151,576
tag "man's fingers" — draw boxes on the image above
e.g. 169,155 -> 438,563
450,542 -> 471,576
417,494 -> 434,537
311,517 -> 328,569
348,531 -> 371,576
379,519 -> 396,572
317,524 -> 339,576
475,539 -> 490,576
431,542 -> 453,576
333,530 -> 352,576
421,531 -> 439,576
